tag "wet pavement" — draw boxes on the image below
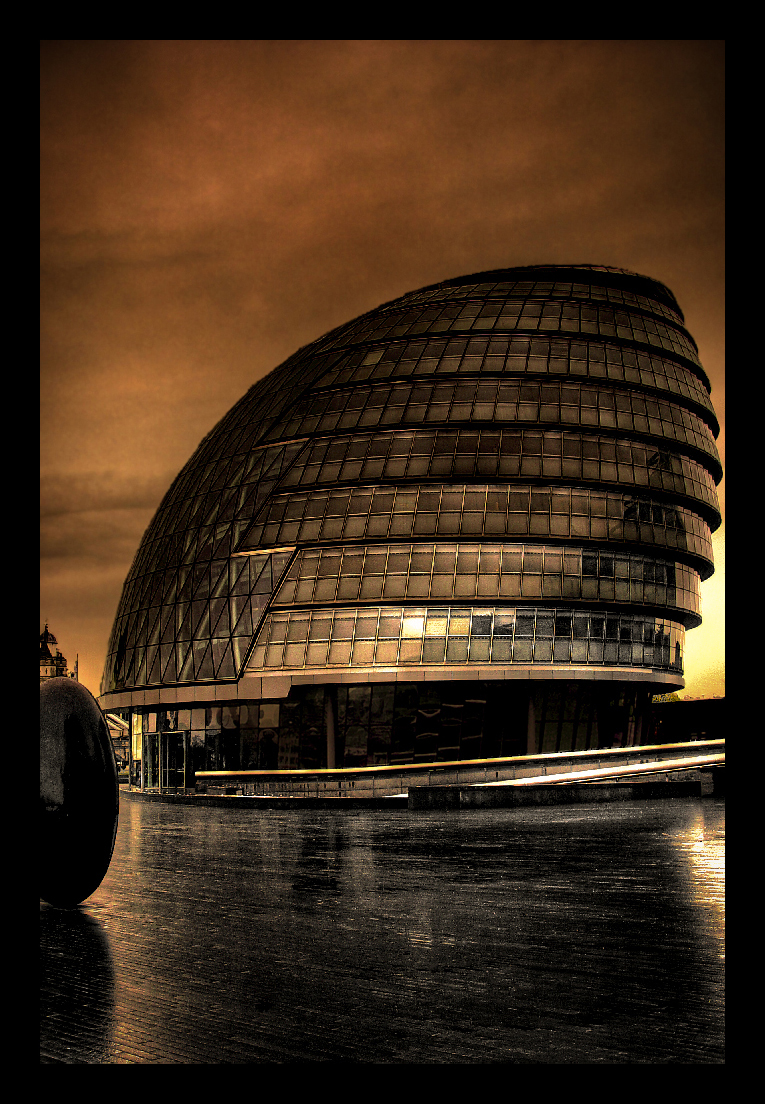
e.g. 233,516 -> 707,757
40,791 -> 725,1063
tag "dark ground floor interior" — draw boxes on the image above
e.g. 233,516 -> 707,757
121,679 -> 666,791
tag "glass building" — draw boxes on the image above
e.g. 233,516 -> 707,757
98,264 -> 722,790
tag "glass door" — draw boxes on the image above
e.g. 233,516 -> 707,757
144,732 -> 159,789
161,731 -> 186,790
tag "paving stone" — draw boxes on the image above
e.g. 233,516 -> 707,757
40,790 -> 724,1063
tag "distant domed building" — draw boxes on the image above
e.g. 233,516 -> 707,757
40,624 -> 78,682
98,264 -> 722,792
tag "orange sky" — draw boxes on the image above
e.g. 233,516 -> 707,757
40,40 -> 724,697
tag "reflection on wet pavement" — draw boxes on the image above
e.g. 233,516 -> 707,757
41,795 -> 724,1063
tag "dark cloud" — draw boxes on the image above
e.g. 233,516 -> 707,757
41,469 -> 171,525
40,40 -> 724,694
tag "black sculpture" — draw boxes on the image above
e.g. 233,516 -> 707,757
40,678 -> 119,906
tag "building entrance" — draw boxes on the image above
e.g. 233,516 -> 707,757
161,731 -> 186,791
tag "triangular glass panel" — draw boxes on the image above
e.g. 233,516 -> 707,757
177,604 -> 193,641
177,567 -> 194,602
210,637 -> 229,673
135,650 -> 148,686
271,551 -> 294,585
231,520 -> 254,548
231,635 -> 252,674
196,528 -> 215,561
232,602 -> 253,639
229,558 -> 250,595
201,493 -> 223,528
161,571 -> 178,607
177,643 -> 194,683
223,455 -> 245,486
123,615 -> 138,651
180,530 -> 199,565
236,480 -> 261,518
253,480 -> 276,514
250,599 -> 270,638
195,644 -> 214,681
173,498 -> 194,531
151,542 -> 172,574
138,587 -> 156,622
148,573 -> 164,606
120,581 -> 136,614
253,557 -> 273,594
215,495 -> 237,528
227,590 -> 245,625
242,452 -> 264,484
209,558 -> 230,599
160,606 -> 176,644
129,578 -> 145,613
221,452 -> 243,488
278,441 -> 308,478
147,606 -> 162,646
191,599 -> 209,635
209,463 -> 230,495
224,454 -> 247,487
194,604 -> 212,640
147,647 -> 161,685
185,495 -> 206,525
261,446 -> 286,480
215,642 -> 236,680
209,596 -> 227,633
170,531 -> 185,564
160,644 -> 176,683
212,601 -> 231,639
135,576 -> 152,607
212,531 -> 232,559
244,556 -> 262,589
196,463 -> 217,495
192,563 -> 211,600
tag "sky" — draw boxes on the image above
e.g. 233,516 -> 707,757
40,40 -> 724,698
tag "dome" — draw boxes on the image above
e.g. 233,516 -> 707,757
100,264 -> 721,776
40,623 -> 70,681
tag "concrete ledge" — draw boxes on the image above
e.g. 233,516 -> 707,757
710,766 -> 725,796
408,780 -> 704,810
125,790 -> 408,809
125,781 -> 710,810
100,665 -> 686,711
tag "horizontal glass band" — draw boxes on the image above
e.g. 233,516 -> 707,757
276,428 -> 720,519
247,606 -> 685,674
386,278 -> 686,327
323,300 -> 701,372
311,336 -> 713,420
272,542 -> 700,622
265,376 -> 719,469
240,483 -> 714,572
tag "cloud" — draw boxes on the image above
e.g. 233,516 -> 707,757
40,470 -> 169,569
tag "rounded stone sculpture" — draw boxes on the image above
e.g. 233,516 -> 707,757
40,678 -> 119,907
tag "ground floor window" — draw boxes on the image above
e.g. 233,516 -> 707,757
127,682 -> 655,788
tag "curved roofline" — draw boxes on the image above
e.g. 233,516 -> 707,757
293,264 -> 690,390
408,264 -> 684,321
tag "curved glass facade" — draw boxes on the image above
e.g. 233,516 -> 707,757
252,606 -> 685,672
100,264 -> 721,780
